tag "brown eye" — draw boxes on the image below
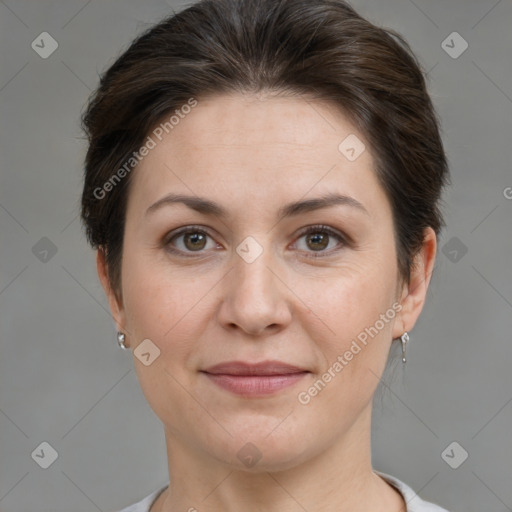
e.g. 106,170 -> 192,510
183,232 -> 207,251
294,225 -> 346,257
305,232 -> 330,251
164,227 -> 217,256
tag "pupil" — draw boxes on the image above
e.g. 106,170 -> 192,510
308,232 -> 328,250
186,233 -> 205,250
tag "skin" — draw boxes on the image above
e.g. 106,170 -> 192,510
97,92 -> 436,512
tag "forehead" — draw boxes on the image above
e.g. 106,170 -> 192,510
127,93 -> 386,218
160,93 -> 359,158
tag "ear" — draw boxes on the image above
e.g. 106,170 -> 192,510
96,247 -> 127,337
392,227 -> 437,338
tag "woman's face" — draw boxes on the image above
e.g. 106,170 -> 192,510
100,93 -> 431,471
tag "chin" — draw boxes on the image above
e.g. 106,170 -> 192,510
218,442 -> 314,474
203,420 -> 320,473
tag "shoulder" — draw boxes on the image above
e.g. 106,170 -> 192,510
375,471 -> 451,512
112,485 -> 168,512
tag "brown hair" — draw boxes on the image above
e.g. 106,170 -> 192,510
81,0 -> 449,295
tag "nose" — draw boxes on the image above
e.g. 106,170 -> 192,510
217,246 -> 292,337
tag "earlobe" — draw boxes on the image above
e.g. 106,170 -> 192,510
96,247 -> 126,333
392,227 -> 437,339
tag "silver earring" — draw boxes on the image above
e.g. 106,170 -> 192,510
401,332 -> 409,363
117,332 -> 128,350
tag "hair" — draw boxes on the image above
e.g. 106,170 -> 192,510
81,0 -> 449,296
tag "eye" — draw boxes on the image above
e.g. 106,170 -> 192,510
164,226 -> 218,256
163,224 -> 347,258
293,225 -> 346,257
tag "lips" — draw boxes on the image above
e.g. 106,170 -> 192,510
202,360 -> 308,376
201,360 -> 310,396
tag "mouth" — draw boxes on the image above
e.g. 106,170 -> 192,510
200,360 -> 310,397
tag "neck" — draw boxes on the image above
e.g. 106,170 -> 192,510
154,403 -> 405,512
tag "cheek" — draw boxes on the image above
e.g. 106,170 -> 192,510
120,254 -> 208,417
294,250 -> 399,402
299,252 -> 397,339
120,245 -> 208,338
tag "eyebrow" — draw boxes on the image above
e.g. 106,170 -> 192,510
145,192 -> 369,219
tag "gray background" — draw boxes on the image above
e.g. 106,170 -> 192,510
1,0 -> 511,511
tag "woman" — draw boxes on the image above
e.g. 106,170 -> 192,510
80,0 -> 451,510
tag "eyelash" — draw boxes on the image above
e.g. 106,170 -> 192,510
162,224 -> 348,259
